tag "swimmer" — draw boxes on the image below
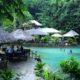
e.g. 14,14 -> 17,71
70,50 -> 72,54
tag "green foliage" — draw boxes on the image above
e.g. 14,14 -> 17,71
43,70 -> 49,80
34,57 -> 80,80
52,37 -> 59,46
34,60 -> 45,77
0,70 -> 20,80
67,38 -> 74,45
60,57 -> 80,79
0,70 -> 13,80
0,0 -> 80,33
34,59 -> 63,80
43,71 -> 63,80
0,0 -> 33,30
41,35 -> 49,42
33,35 -> 39,39
27,0 -> 80,33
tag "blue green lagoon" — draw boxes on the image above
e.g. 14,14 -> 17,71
31,47 -> 80,69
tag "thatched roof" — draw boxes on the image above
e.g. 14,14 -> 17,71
38,28 -> 61,33
25,28 -> 48,35
11,29 -> 34,41
52,33 -> 62,37
63,30 -> 79,37
0,28 -> 16,43
30,20 -> 42,26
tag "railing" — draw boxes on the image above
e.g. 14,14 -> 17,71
23,42 -> 79,47
23,42 -> 54,47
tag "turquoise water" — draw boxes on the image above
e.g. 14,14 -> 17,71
31,47 -> 80,69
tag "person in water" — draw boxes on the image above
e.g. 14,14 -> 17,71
70,50 -> 72,53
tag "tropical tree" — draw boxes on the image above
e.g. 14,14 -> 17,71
0,0 -> 32,31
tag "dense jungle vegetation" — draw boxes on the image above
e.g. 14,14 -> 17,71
0,0 -> 80,33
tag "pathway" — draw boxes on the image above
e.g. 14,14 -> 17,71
8,58 -> 37,80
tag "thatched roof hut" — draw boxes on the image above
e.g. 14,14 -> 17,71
0,28 -> 16,43
30,20 -> 42,26
63,30 -> 79,37
11,29 -> 34,41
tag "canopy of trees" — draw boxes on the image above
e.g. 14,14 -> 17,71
0,0 -> 80,33
0,0 -> 32,31
26,0 -> 80,33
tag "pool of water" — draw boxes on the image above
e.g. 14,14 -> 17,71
30,47 -> 80,69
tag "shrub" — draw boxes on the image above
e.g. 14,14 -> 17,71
0,70 -> 13,80
43,70 -> 63,80
52,37 -> 59,46
0,70 -> 20,80
60,57 -> 80,80
67,38 -> 74,45
34,57 -> 80,80
34,60 -> 45,77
